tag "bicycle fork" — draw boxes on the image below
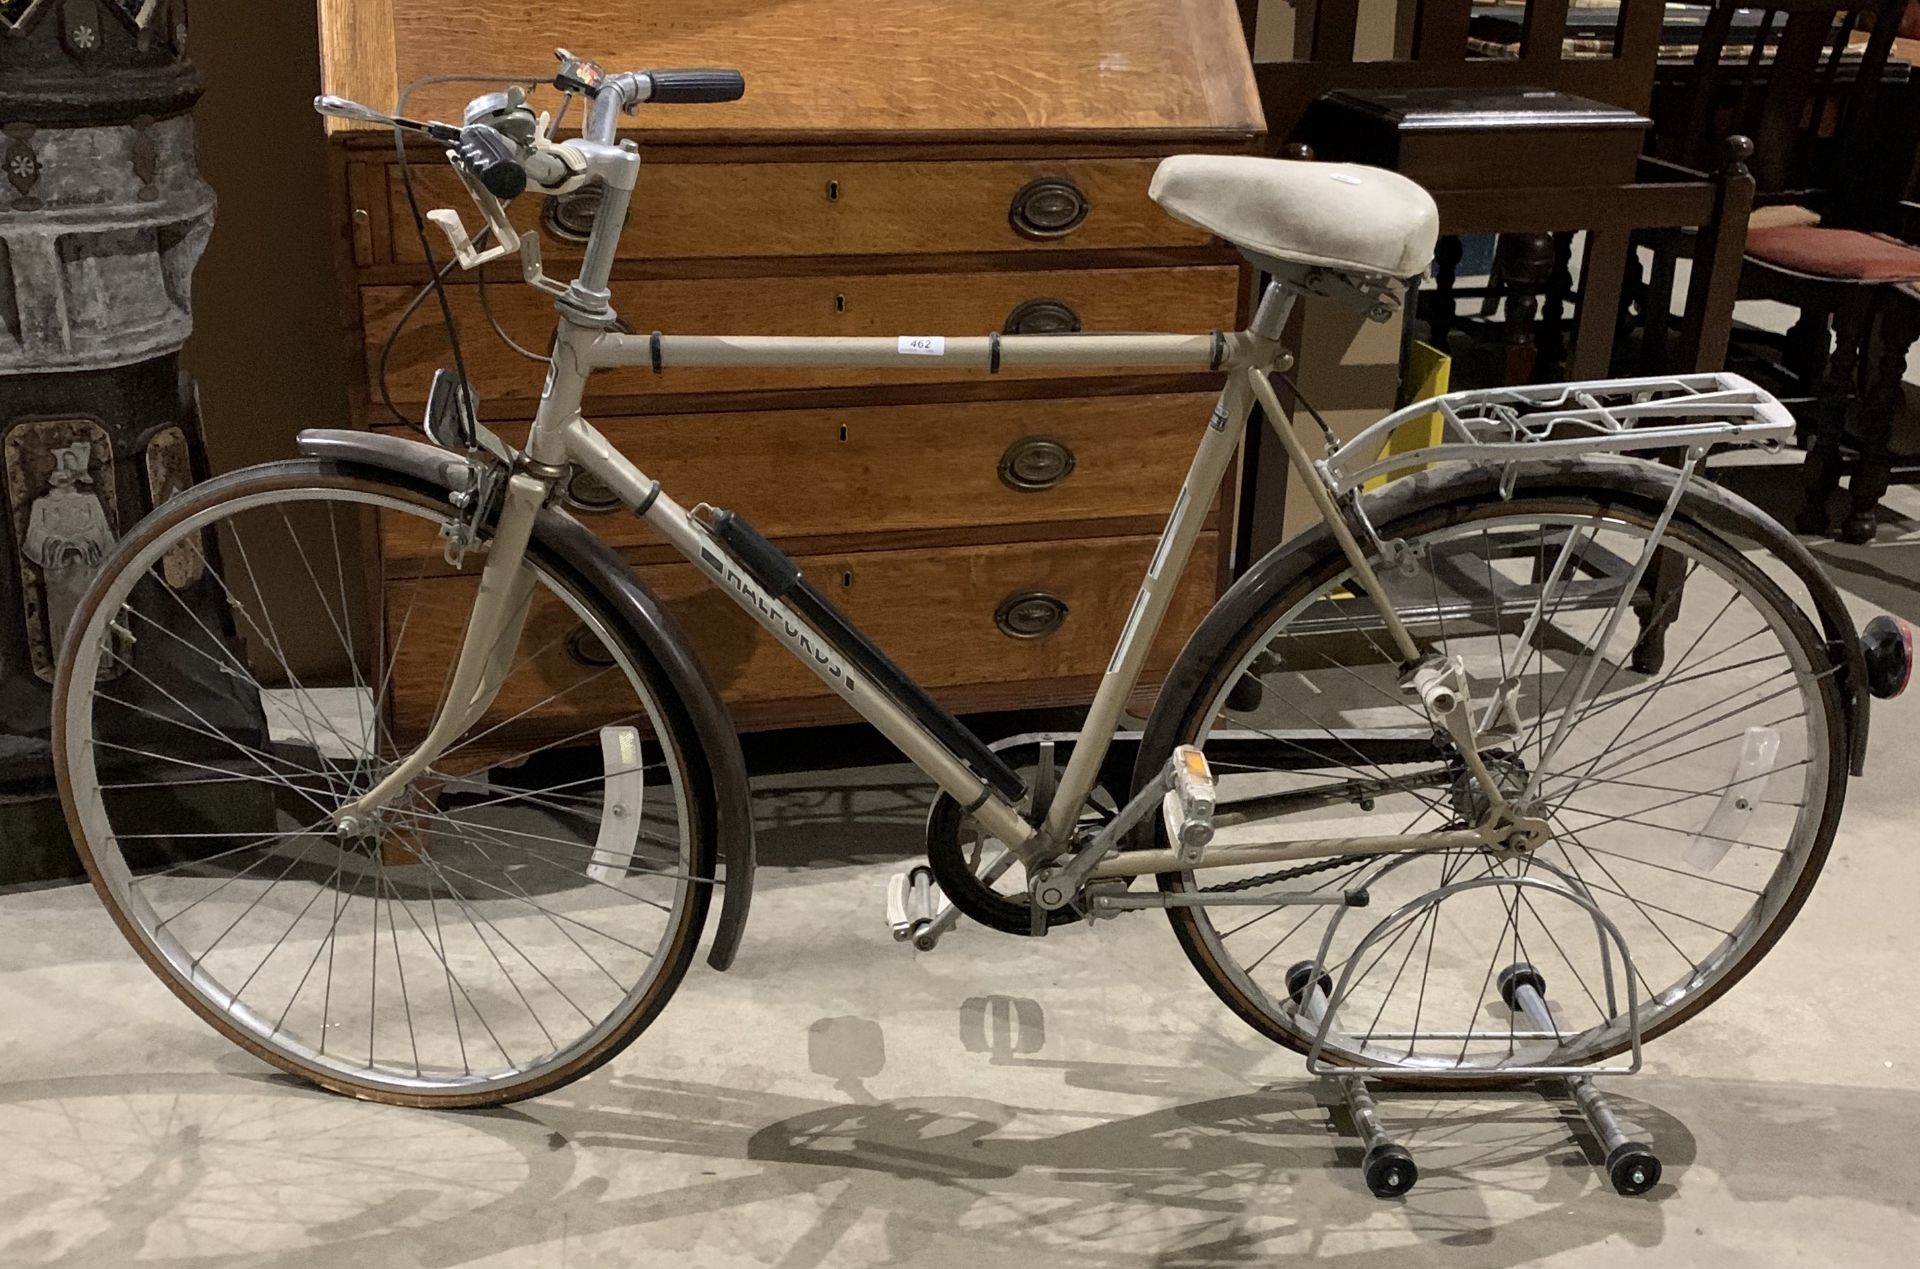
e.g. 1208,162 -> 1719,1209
333,469 -> 549,834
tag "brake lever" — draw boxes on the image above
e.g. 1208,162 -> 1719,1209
426,164 -> 522,269
314,95 -> 459,143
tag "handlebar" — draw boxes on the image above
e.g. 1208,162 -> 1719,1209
314,52 -> 748,268
643,68 -> 747,104
455,60 -> 746,198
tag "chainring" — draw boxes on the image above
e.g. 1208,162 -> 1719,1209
921,739 -> 1127,936
923,788 -> 1081,935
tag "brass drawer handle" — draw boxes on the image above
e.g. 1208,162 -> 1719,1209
998,436 -> 1076,492
1003,297 -> 1082,336
1008,176 -> 1088,240
542,185 -> 604,243
560,464 -> 622,514
565,624 -> 617,669
995,590 -> 1069,640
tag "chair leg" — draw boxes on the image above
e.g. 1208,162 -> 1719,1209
1841,291 -> 1920,544
1540,232 -> 1575,371
1782,307 -> 1833,411
1428,235 -> 1464,351
1632,543 -> 1689,675
1495,233 -> 1555,384
1639,242 -> 1679,374
1798,293 -> 1873,536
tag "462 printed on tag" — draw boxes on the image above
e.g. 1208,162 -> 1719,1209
898,335 -> 946,356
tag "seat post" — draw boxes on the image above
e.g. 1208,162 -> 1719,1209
1250,279 -> 1295,340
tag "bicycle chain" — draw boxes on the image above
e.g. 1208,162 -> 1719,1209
1197,853 -> 1369,893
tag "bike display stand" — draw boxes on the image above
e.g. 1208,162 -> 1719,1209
1288,858 -> 1667,1200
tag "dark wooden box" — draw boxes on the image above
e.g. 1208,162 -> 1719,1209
1304,86 -> 1650,191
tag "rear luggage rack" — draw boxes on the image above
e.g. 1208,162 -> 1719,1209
1324,371 -> 1796,494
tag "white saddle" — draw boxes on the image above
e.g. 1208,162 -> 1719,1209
1149,155 -> 1440,282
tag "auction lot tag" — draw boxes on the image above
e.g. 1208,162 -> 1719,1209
898,335 -> 946,356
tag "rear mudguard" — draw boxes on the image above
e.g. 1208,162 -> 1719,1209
295,429 -> 755,970
1138,456 -> 1871,799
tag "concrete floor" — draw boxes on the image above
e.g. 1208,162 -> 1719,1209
4,481 -> 1920,1268
7,337 -> 1920,1264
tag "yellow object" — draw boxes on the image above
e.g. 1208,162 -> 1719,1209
1363,340 -> 1451,491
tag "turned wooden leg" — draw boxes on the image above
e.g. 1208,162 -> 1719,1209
1632,541 -> 1690,675
1782,308 -> 1832,390
1798,293 -> 1873,536
1495,233 -> 1556,384
1841,290 -> 1920,544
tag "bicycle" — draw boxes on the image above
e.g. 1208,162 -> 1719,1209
50,52 -> 1913,1110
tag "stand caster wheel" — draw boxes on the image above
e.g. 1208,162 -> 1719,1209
1606,1141 -> 1661,1195
1497,962 -> 1545,1011
1363,1142 -> 1418,1198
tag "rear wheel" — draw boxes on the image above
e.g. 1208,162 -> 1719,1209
54,462 -> 714,1107
1141,478 -> 1848,1079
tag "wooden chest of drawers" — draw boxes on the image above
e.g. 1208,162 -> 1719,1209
319,0 -> 1264,732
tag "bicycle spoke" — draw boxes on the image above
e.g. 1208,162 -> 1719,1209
63,481 -> 698,1101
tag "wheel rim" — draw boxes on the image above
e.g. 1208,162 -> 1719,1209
1172,502 -> 1839,1075
59,477 -> 703,1102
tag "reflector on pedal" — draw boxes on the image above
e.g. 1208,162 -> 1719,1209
1684,725 -> 1777,872
1162,743 -> 1217,864
886,865 -> 940,942
587,725 -> 645,883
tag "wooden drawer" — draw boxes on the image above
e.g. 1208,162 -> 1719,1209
380,158 -> 1213,266
385,531 -> 1216,738
363,265 -> 1240,410
378,392 -> 1221,565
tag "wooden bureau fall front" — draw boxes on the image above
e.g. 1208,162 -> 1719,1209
317,0 -> 1264,739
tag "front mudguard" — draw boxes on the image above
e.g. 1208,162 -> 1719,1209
294,429 -> 756,970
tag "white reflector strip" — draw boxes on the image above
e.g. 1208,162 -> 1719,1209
588,725 -> 645,884
1683,725 -> 1778,872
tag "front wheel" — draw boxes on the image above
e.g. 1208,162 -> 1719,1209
53,461 -> 715,1107
1138,464 -> 1848,1080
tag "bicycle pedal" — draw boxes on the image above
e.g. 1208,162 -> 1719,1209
885,865 -> 941,943
1161,744 -> 1216,865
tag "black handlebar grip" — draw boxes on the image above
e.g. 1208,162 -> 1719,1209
454,124 -> 527,201
646,68 -> 746,103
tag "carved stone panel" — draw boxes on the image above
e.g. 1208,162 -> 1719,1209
142,420 -> 200,588
4,414 -> 122,679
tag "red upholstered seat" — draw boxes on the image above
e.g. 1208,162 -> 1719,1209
1746,224 -> 1920,282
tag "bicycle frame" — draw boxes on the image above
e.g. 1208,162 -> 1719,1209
333,107 -> 1715,881
342,273 -> 1422,865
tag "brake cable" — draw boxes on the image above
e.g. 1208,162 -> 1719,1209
380,71 -> 549,424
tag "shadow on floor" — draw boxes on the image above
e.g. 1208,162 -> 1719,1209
1,1044 -> 1911,1267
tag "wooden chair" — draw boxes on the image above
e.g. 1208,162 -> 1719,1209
1646,0 -> 1920,542
1244,0 -> 1753,382
1234,0 -> 1757,670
